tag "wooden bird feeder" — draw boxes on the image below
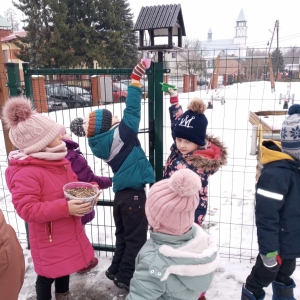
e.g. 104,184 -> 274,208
133,4 -> 186,52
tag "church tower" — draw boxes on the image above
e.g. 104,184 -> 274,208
234,8 -> 247,56
207,28 -> 212,41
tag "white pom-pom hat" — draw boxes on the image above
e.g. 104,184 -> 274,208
145,169 -> 201,236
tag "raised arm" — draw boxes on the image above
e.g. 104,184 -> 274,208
122,59 -> 151,133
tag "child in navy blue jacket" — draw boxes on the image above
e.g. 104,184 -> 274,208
241,104 -> 300,300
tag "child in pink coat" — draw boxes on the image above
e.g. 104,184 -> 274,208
3,97 -> 98,300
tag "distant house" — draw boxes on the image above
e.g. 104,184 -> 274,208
1,30 -> 27,81
0,14 -> 26,81
0,14 -> 12,38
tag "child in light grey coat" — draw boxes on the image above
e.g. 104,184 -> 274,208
126,169 -> 219,300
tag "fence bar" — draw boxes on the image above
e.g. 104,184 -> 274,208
6,62 -> 21,96
22,63 -> 32,99
153,60 -> 164,181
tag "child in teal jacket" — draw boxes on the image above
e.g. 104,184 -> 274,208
70,59 -> 155,290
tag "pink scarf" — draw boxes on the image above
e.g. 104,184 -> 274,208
9,142 -> 67,161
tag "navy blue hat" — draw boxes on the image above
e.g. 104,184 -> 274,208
173,98 -> 208,146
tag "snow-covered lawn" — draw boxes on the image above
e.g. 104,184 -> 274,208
1,80 -> 299,299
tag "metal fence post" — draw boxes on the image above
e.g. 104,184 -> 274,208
22,62 -> 32,99
148,62 -> 155,176
153,59 -> 164,182
6,62 -> 21,96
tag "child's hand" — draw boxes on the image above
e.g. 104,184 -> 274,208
168,87 -> 178,98
68,200 -> 92,217
89,182 -> 102,207
93,189 -> 102,207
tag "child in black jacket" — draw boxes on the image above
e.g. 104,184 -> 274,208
241,105 -> 300,300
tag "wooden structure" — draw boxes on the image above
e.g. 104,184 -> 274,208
249,110 -> 287,135
249,110 -> 287,181
133,4 -> 186,52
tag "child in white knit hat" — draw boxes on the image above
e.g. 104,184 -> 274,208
2,97 -> 98,300
126,168 -> 219,300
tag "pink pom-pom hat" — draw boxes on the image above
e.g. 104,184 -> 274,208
2,97 -> 64,154
145,169 -> 201,236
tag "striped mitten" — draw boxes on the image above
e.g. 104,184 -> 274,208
131,61 -> 146,81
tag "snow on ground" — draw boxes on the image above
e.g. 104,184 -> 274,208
1,80 -> 300,299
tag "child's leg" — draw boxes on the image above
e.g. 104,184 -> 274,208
272,258 -> 296,299
54,275 -> 70,294
36,275 -> 54,300
274,258 -> 296,285
245,253 -> 280,298
115,189 -> 148,286
108,192 -> 127,275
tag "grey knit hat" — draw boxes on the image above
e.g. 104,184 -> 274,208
70,109 -> 112,138
281,104 -> 300,161
70,118 -> 86,137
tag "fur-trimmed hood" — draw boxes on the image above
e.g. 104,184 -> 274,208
187,134 -> 228,171
127,225 -> 219,300
150,225 -> 219,282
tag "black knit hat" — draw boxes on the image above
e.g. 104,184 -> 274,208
100,109 -> 113,134
173,98 -> 208,146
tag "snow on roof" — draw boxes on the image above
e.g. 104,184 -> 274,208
0,14 -> 11,28
1,31 -> 26,42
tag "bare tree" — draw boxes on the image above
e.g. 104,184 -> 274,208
4,8 -> 20,32
178,37 -> 207,75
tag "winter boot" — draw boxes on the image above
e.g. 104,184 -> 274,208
113,277 -> 129,291
55,291 -> 70,300
272,279 -> 296,300
242,284 -> 265,300
105,269 -> 115,281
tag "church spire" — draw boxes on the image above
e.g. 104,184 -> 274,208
235,8 -> 247,38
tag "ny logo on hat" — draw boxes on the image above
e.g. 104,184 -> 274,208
178,115 -> 195,128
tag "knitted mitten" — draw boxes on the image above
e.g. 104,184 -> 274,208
131,61 -> 147,81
